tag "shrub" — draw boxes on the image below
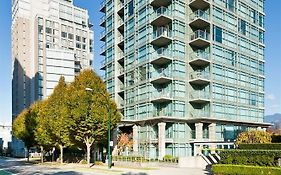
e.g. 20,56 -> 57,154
212,164 -> 281,175
79,159 -> 87,164
238,143 -> 281,150
219,150 -> 281,167
272,135 -> 281,143
235,130 -> 272,146
94,161 -> 104,165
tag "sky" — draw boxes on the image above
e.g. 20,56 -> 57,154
0,0 -> 280,124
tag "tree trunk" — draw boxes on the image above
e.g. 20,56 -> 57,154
86,143 -> 91,165
40,146 -> 44,163
59,145 -> 64,164
27,148 -> 30,162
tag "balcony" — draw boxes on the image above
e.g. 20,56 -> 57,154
151,48 -> 172,65
189,0 -> 210,9
190,30 -> 210,48
150,68 -> 172,84
100,15 -> 106,27
100,0 -> 106,13
100,59 -> 106,70
100,30 -> 106,42
100,44 -> 106,56
153,110 -> 172,117
151,7 -> 172,26
118,100 -> 125,109
189,91 -> 210,103
189,71 -> 210,85
151,90 -> 172,103
117,2 -> 124,16
117,67 -> 124,77
151,0 -> 172,7
151,27 -> 172,47
189,10 -> 210,28
190,110 -> 209,118
117,18 -> 124,32
118,51 -> 125,63
117,34 -> 124,48
189,50 -> 210,66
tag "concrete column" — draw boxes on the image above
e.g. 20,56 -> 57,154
195,123 -> 203,140
208,123 -> 216,141
158,122 -> 166,160
208,123 -> 216,153
133,125 -> 138,155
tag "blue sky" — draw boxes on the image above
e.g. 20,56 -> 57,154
0,0 -> 280,124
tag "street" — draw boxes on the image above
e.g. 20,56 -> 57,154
0,157 -> 211,175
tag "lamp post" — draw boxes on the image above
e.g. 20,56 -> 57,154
85,87 -> 112,169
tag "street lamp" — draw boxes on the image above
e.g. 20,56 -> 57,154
85,87 -> 112,169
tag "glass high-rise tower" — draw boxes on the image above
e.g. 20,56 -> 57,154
101,0 -> 268,159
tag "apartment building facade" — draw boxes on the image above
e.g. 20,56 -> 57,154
101,0 -> 269,159
11,0 -> 94,157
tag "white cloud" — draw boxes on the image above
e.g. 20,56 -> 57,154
266,94 -> 276,101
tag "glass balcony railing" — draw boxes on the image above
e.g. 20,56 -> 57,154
100,0 -> 105,11
190,30 -> 209,41
153,110 -> 172,117
118,68 -> 124,75
155,47 -> 172,57
189,91 -> 210,100
100,15 -> 105,24
190,50 -> 210,61
100,30 -> 106,39
189,71 -> 210,80
153,27 -> 172,39
155,6 -> 171,18
153,89 -> 172,99
190,110 -> 210,118
190,9 -> 209,21
150,68 -> 172,79
100,44 -> 106,54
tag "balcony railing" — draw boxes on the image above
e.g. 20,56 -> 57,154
100,30 -> 106,40
155,6 -> 171,18
153,110 -> 172,117
100,15 -> 105,24
151,68 -> 171,79
190,50 -> 210,61
190,30 -> 209,41
153,89 -> 172,99
190,110 -> 210,118
154,47 -> 172,57
190,91 -> 210,100
100,44 -> 106,54
153,27 -> 172,39
190,9 -> 209,21
100,0 -> 106,12
189,71 -> 210,80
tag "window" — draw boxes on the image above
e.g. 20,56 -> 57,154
226,0 -> 235,12
61,32 -> 67,38
46,27 -> 52,34
239,19 -> 246,35
128,0 -> 134,17
68,33 -> 74,40
214,26 -> 223,43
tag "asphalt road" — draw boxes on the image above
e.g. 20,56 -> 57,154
0,157 -> 211,175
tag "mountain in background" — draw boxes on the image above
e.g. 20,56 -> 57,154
265,113 -> 281,123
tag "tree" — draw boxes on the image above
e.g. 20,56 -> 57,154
67,69 -> 121,165
117,133 -> 133,155
35,100 -> 54,163
13,103 -> 38,162
41,77 -> 72,164
235,130 -> 272,146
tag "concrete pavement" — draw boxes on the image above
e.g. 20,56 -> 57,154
0,157 -> 211,175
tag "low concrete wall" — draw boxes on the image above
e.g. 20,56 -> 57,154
178,156 -> 208,169
113,161 -> 178,168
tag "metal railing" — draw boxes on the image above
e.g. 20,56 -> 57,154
150,68 -> 172,79
154,6 -> 171,18
154,47 -> 172,58
190,50 -> 210,61
153,27 -> 172,39
190,9 -> 209,21
152,89 -> 172,99
190,30 -> 209,41
189,71 -> 210,80
189,91 -> 210,100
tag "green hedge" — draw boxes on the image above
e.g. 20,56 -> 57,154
212,164 -> 281,175
238,143 -> 281,150
219,150 -> 281,166
272,135 -> 281,143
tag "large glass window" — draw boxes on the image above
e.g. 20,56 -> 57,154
213,26 -> 222,43
239,19 -> 246,35
128,0 -> 134,17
